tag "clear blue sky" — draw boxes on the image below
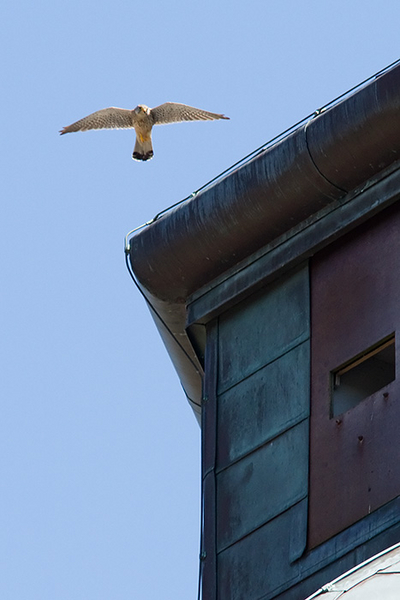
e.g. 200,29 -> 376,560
1,1 -> 400,598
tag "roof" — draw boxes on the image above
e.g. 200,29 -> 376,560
127,62 -> 400,422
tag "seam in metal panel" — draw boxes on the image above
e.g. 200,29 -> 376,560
304,120 -> 348,194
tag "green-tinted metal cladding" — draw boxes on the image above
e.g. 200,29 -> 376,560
211,265 -> 310,599
217,340 -> 310,469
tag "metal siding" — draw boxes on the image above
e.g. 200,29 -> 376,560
216,420 -> 309,552
289,497 -> 309,562
217,340 -> 310,469
309,202 -> 400,548
202,203 -> 400,598
217,503 -> 400,600
218,265 -> 309,394
217,505 -> 299,600
271,554 -> 362,600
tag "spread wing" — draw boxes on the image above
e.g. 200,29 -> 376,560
150,102 -> 229,125
60,107 -> 135,134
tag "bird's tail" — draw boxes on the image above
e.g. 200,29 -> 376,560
132,136 -> 154,161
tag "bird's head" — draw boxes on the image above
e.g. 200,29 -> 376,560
134,105 -> 151,116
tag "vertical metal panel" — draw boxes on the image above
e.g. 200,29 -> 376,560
201,319 -> 218,600
216,420 -> 309,552
202,472 -> 216,600
217,265 -> 310,394
309,202 -> 400,548
217,505 -> 297,600
217,341 -> 310,469
289,497 -> 308,563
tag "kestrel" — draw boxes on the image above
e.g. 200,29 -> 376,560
60,102 -> 229,161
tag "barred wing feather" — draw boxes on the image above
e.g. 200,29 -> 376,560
151,102 -> 229,125
60,107 -> 134,134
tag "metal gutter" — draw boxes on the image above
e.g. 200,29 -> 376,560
128,63 -> 400,421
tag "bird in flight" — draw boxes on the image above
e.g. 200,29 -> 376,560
60,102 -> 229,161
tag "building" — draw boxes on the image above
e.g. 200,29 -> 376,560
126,62 -> 400,599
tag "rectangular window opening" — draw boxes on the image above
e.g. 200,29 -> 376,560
331,334 -> 395,417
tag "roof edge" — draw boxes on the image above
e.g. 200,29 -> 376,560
129,62 -> 400,303
127,63 -> 400,420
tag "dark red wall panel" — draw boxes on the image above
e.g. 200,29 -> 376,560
309,203 -> 400,548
